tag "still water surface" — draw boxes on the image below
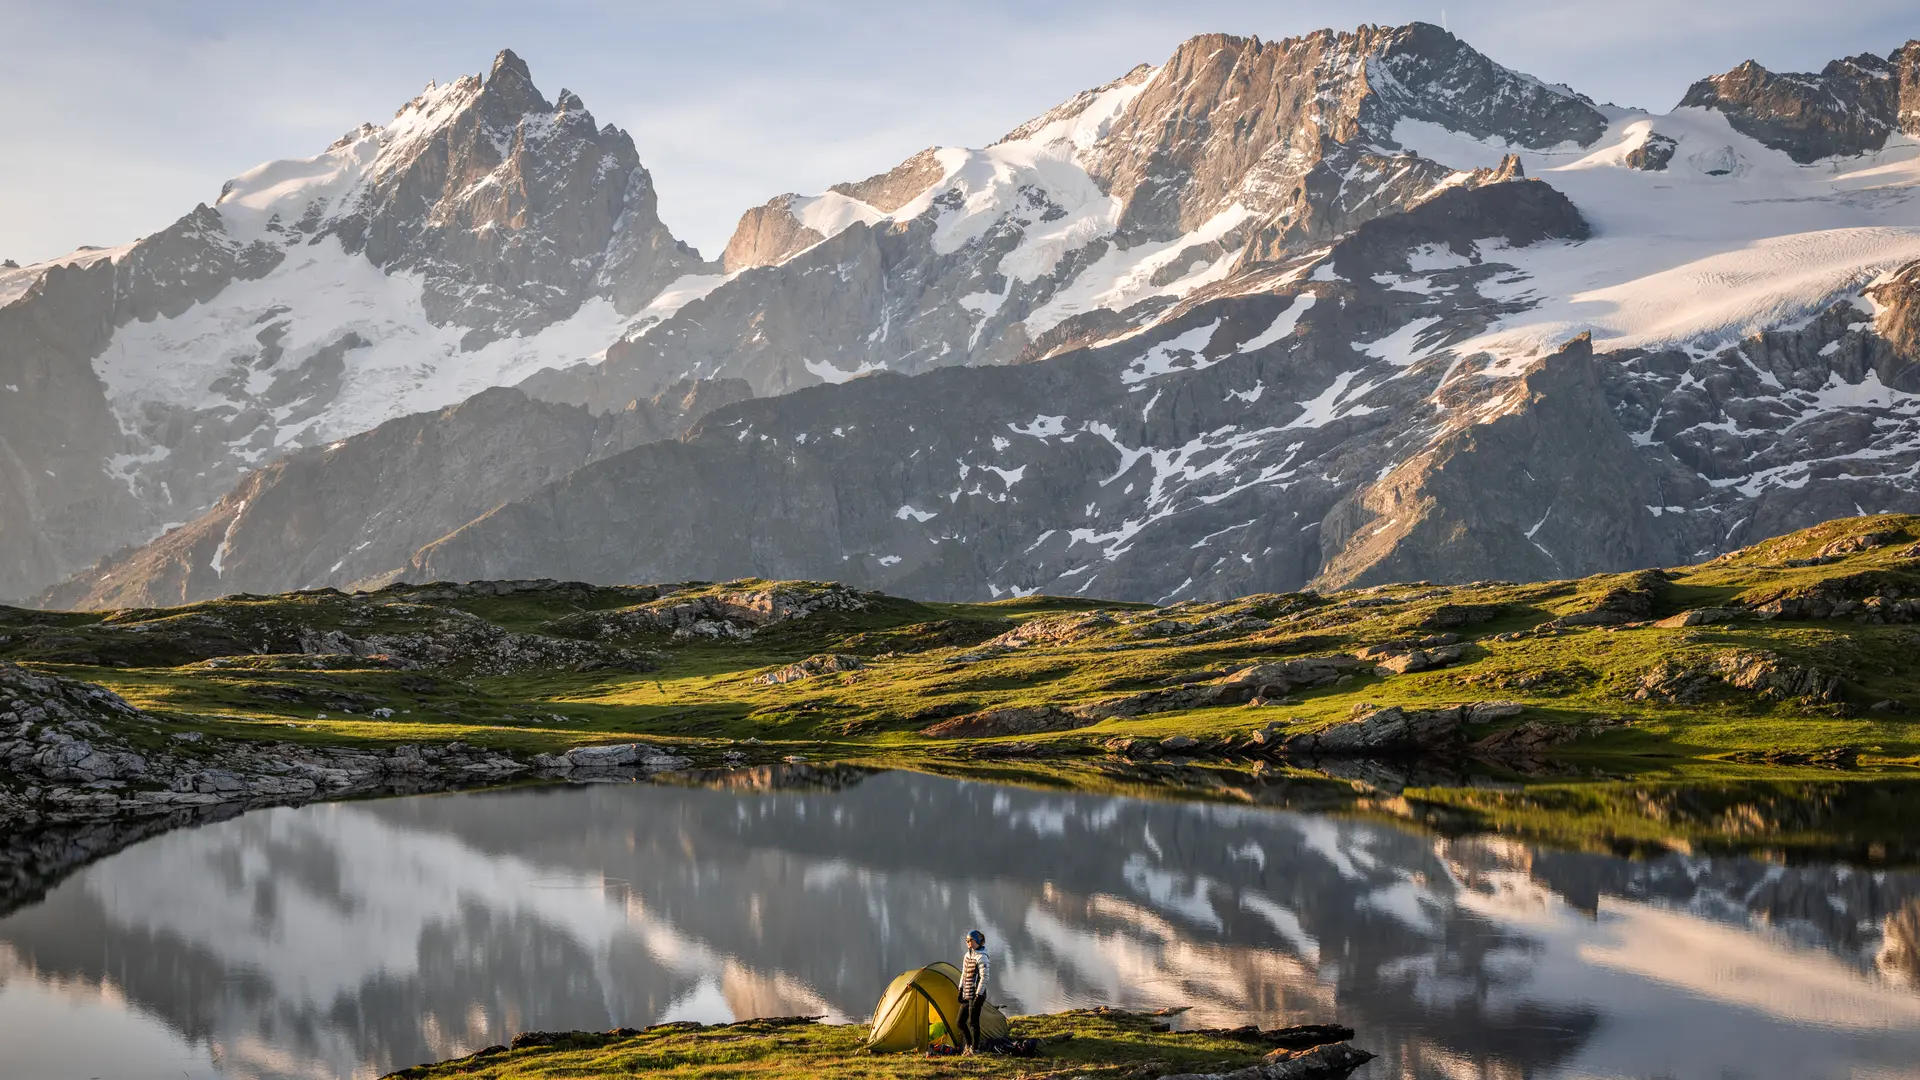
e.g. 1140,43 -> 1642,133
2,770 -> 1919,1079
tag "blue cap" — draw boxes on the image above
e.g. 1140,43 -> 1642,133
967,929 -> 985,945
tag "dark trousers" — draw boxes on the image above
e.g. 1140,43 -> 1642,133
955,994 -> 986,1050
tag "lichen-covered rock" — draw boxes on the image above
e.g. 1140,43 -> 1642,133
1819,530 -> 1902,558
1159,1039 -> 1375,1079
919,706 -> 1087,739
1280,705 -> 1470,756
1367,644 -> 1465,675
534,742 -> 689,772
0,663 -> 662,835
1553,570 -> 1667,628
753,653 -> 867,685
1073,655 -> 1365,720
1710,649 -> 1845,702
1218,655 -> 1367,693
1631,660 -> 1716,703
1631,650 -> 1847,703
1419,603 -> 1505,629
1653,607 -> 1744,628
1473,716 -> 1619,755
985,612 -> 1116,649
550,583 -> 871,642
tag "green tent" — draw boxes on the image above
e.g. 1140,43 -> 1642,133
865,961 -> 1011,1053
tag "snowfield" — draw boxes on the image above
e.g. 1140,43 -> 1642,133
1396,112 -> 1920,360
98,236 -> 628,459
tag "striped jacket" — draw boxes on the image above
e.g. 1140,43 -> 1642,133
959,946 -> 990,999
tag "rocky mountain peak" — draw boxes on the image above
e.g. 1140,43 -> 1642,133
490,46 -> 533,84
1078,22 -> 1606,243
209,47 -> 712,341
1363,22 -> 1607,149
1680,38 -> 1920,162
475,46 -> 552,126
714,22 -> 1603,276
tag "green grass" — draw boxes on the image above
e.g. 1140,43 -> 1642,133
382,1009 -> 1295,1080
11,516 -> 1920,831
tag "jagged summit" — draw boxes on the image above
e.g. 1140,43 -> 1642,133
1680,41 -> 1920,162
552,20 -> 1583,411
490,46 -> 533,83
213,45 -> 706,333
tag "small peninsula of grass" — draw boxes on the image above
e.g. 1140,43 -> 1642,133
379,1010 -> 1369,1080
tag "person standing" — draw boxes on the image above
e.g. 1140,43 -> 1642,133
956,929 -> 991,1055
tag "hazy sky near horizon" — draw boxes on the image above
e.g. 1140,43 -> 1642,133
2,0 -> 1914,263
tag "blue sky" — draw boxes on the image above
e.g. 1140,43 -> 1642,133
2,0 -> 1914,263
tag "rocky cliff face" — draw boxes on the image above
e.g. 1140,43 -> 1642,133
0,50 -> 709,602
1680,45 -> 1920,162
415,181 -> 1609,600
522,23 -> 1610,409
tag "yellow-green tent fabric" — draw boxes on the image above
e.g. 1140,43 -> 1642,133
865,962 -> 1011,1052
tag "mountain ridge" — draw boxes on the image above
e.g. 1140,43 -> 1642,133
17,23 -> 1920,608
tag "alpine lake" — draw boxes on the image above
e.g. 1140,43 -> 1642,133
4,766 -> 1920,1080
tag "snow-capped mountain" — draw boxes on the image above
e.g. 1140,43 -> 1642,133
0,50 -> 708,601
523,24 -> 1603,405
22,23 -> 1920,607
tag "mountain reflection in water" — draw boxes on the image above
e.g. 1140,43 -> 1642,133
2,771 -> 1919,1079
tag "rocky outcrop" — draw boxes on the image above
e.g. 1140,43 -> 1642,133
1631,649 -> 1846,703
0,661 -> 690,900
530,742 -> 689,773
1312,337 -> 1682,589
1355,639 -> 1464,674
1081,24 -> 1602,243
1624,132 -> 1678,171
1549,570 -> 1667,627
1279,704 -> 1473,756
985,612 -> 1118,649
544,582 -> 873,641
1472,715 -> 1618,756
753,653 -> 866,685
720,195 -> 827,273
919,705 -> 1088,739
1680,44 -> 1920,162
1867,259 -> 1920,359
1071,655 -> 1367,720
1709,649 -> 1846,702
1652,607 -> 1743,628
